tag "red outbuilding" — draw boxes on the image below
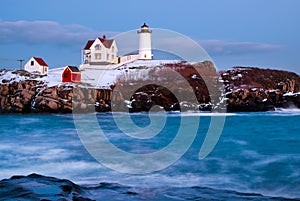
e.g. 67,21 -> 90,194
62,66 -> 81,82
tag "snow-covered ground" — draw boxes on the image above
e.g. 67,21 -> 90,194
117,59 -> 182,70
44,67 -> 64,86
1,60 -> 183,88
0,70 -> 25,83
81,60 -> 183,88
0,67 -> 63,87
283,91 -> 300,96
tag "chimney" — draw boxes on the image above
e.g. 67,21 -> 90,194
103,35 -> 106,40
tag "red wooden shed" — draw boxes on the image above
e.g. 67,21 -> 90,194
62,66 -> 81,82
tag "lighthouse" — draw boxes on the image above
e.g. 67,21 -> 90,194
137,23 -> 152,60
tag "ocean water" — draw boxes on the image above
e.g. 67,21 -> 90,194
0,110 -> 300,200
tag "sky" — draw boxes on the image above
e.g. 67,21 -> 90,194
0,0 -> 299,73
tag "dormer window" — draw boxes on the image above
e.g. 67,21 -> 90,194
95,44 -> 101,50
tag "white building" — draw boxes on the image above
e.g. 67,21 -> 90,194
81,23 -> 153,69
82,35 -> 118,66
118,23 -> 153,64
80,24 -> 154,86
138,23 -> 153,60
24,57 -> 48,75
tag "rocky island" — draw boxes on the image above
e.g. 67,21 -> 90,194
0,61 -> 299,113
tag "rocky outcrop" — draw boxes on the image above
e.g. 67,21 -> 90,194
0,173 -> 294,201
221,67 -> 300,91
72,87 -> 113,113
0,70 -> 113,113
113,61 -> 220,112
0,174 -> 94,201
32,84 -> 74,113
0,79 -> 45,113
221,67 -> 300,112
30,85 -> 112,113
113,64 -> 300,112
127,85 -> 180,112
225,88 -> 275,112
1,65 -> 300,113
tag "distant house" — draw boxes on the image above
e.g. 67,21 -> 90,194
62,66 -> 81,82
24,57 -> 48,75
82,35 -> 118,65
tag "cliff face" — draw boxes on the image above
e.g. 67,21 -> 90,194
112,61 -> 219,112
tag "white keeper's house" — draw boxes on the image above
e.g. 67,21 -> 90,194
24,57 -> 48,75
81,35 -> 118,67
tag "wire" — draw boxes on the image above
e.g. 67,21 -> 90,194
0,57 -> 19,61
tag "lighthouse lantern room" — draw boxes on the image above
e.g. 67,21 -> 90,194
137,23 -> 153,60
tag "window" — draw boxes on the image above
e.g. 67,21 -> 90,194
112,46 -> 114,52
95,44 -> 101,50
95,53 -> 101,60
31,61 -> 34,66
107,54 -> 109,60
112,55 -> 114,60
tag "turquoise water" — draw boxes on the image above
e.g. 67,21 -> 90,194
0,111 -> 299,200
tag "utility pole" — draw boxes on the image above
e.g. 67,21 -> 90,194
17,59 -> 24,70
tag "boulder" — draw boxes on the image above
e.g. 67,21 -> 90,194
48,100 -> 58,110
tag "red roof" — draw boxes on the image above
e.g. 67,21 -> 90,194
83,37 -> 114,50
83,40 -> 95,50
99,38 -> 114,48
33,57 -> 48,66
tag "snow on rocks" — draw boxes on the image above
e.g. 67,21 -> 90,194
1,62 -> 300,113
0,69 -> 113,113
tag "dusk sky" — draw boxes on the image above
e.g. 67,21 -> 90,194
0,0 -> 299,73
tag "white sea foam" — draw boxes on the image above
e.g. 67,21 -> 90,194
223,139 -> 248,146
175,112 -> 237,117
274,107 -> 300,114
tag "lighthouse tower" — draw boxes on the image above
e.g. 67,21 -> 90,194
137,23 -> 152,60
